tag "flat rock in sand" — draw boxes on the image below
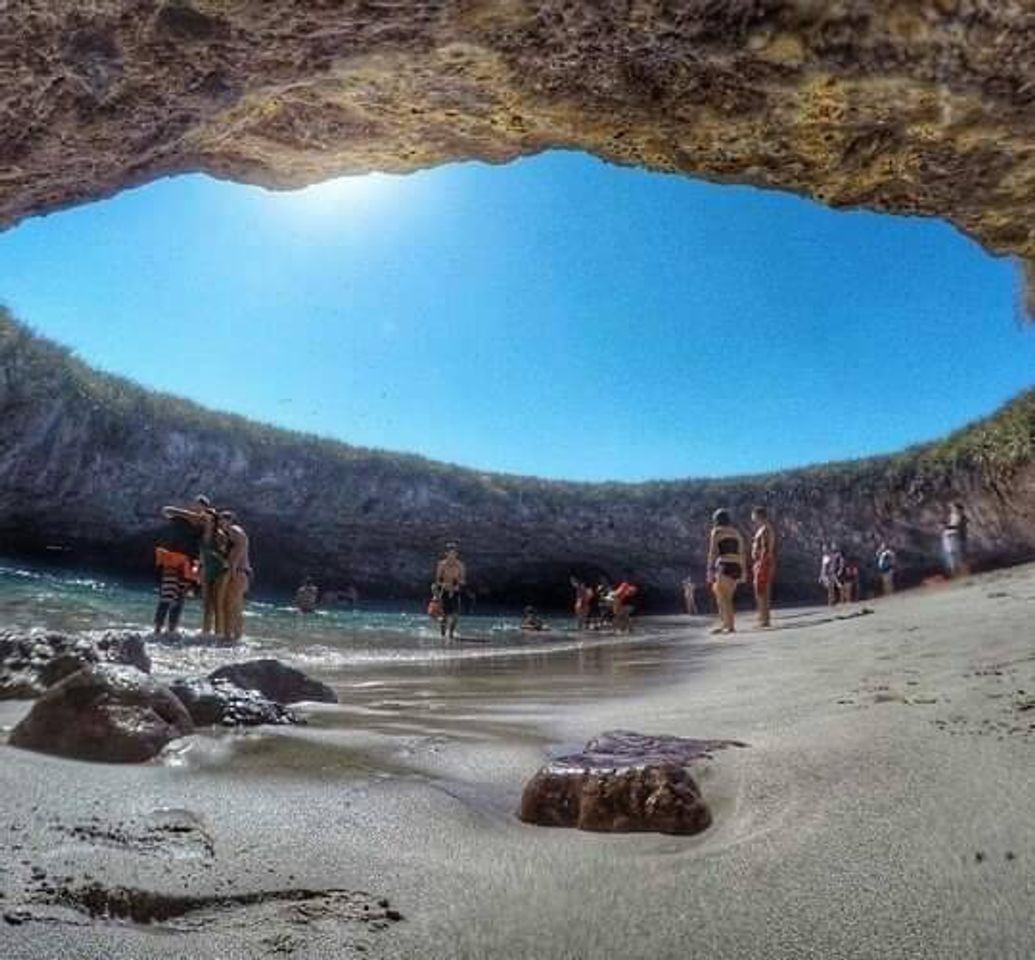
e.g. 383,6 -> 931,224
519,730 -> 745,836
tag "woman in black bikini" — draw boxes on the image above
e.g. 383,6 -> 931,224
706,509 -> 747,635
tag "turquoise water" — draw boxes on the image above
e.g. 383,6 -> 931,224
0,561 -> 689,687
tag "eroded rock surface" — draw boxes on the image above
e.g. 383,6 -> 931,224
519,731 -> 744,835
169,676 -> 303,727
0,629 -> 151,700
208,659 -> 337,705
8,664 -> 193,763
1,2 -> 1034,303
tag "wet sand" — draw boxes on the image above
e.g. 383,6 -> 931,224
4,567 -> 1035,958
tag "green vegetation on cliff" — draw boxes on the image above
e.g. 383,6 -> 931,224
3,304 -> 1034,498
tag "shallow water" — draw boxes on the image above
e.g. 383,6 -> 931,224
0,560 -> 707,714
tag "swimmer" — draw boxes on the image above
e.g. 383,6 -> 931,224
295,577 -> 319,614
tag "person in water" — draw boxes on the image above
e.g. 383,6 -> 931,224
521,606 -> 547,632
570,577 -> 593,630
153,496 -> 209,635
434,542 -> 466,640
611,580 -> 639,633
198,504 -> 230,635
707,509 -> 746,635
750,506 -> 777,628
295,577 -> 319,614
942,501 -> 970,578
220,511 -> 252,642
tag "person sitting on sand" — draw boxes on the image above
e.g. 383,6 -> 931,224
751,506 -> 777,628
154,495 -> 210,635
942,502 -> 970,578
876,542 -> 897,596
707,510 -> 746,635
682,575 -> 699,615
521,606 -> 548,632
220,511 -> 252,642
435,542 -> 466,640
295,577 -> 319,614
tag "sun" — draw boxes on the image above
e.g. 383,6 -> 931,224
274,172 -> 397,222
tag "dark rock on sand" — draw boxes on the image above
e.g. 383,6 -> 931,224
0,632 -> 97,699
519,730 -> 745,836
208,659 -> 337,705
0,629 -> 151,700
8,664 -> 193,763
169,677 -> 302,727
94,631 -> 151,674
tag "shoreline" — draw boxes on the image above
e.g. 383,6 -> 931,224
3,567 -> 1035,957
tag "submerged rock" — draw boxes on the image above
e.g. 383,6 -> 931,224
519,730 -> 745,836
0,629 -> 150,700
208,659 -> 337,705
168,677 -> 302,727
95,631 -> 152,674
8,664 -> 193,763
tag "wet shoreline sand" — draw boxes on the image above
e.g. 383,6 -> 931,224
4,567 -> 1035,958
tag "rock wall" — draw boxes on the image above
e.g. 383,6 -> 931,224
1,2 -> 1035,307
2,315 -> 1034,609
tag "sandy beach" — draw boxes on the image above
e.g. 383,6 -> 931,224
3,566 -> 1035,959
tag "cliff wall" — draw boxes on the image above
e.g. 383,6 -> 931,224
1,313 -> 1033,609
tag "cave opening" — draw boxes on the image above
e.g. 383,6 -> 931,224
0,149 -> 1030,485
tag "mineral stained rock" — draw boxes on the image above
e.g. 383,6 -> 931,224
8,664 -> 193,763
207,659 -> 338,705
519,730 -> 745,835
168,676 -> 303,727
1,1 -> 1034,305
0,630 -> 151,700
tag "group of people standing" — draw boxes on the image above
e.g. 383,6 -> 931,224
699,500 -> 973,634
570,578 -> 639,633
819,502 -> 970,607
153,495 -> 251,641
703,506 -> 776,635
155,497 -> 972,643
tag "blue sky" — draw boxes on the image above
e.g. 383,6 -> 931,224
0,150 -> 1030,482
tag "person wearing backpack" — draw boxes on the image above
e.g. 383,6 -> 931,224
876,542 -> 897,596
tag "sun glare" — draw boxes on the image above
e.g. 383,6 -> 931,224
274,172 -> 398,224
